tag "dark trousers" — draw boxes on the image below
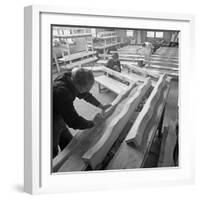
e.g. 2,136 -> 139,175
53,116 -> 73,158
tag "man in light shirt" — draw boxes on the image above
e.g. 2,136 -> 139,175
137,42 -> 154,67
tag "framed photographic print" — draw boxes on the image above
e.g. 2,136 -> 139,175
24,5 -> 195,194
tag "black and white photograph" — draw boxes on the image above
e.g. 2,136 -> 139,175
51,26 -> 179,173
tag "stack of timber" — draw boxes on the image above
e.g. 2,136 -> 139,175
106,74 -> 170,169
53,78 -> 151,172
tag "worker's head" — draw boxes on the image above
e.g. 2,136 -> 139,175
142,43 -> 146,47
112,53 -> 119,61
72,67 -> 95,93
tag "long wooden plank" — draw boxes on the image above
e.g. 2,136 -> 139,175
93,42 -> 121,50
96,35 -> 118,39
97,60 -> 160,79
61,57 -> 98,70
59,51 -> 96,62
102,55 -> 178,69
98,59 -> 178,73
109,52 -> 178,61
157,122 -> 177,167
107,83 -> 170,169
149,64 -> 178,72
110,51 -> 178,61
52,82 -> 137,172
150,59 -> 178,65
147,68 -> 178,79
53,33 -> 92,39
125,74 -> 167,146
82,78 -> 151,169
151,47 -> 178,58
123,63 -> 161,79
110,49 -> 178,57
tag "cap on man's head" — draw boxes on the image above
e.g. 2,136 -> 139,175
72,67 -> 94,87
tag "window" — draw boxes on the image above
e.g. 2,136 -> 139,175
155,32 -> 163,38
126,30 -> 134,37
147,31 -> 155,37
91,28 -> 96,37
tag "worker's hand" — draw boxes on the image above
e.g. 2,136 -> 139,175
99,103 -> 112,111
86,121 -> 95,129
93,113 -> 103,125
113,65 -> 119,70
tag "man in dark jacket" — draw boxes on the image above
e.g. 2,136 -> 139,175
53,68 -> 111,158
106,53 -> 121,72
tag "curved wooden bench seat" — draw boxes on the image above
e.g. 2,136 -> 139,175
125,74 -> 167,146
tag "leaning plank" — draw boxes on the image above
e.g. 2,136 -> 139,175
149,64 -> 178,72
57,51 -> 96,63
82,78 -> 151,169
125,74 -> 167,146
52,82 -> 136,172
54,33 -> 92,39
157,121 -> 177,167
110,51 -> 178,61
125,64 -> 160,79
63,57 -> 98,70
97,66 -> 156,86
108,54 -> 178,65
104,54 -> 178,69
97,59 -> 160,79
147,68 -> 178,79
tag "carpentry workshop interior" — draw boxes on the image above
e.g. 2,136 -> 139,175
52,26 -> 179,173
